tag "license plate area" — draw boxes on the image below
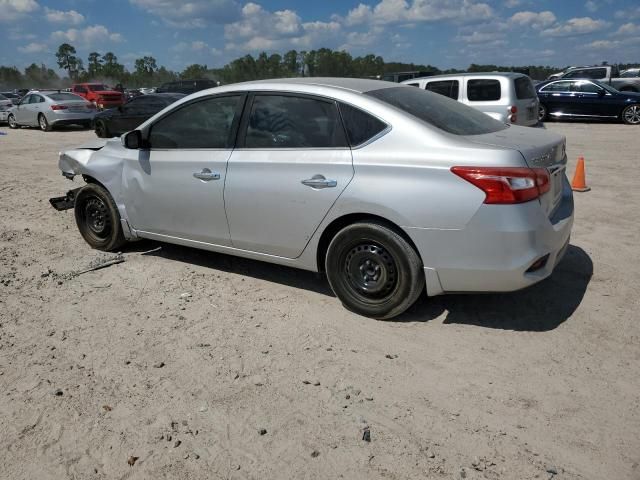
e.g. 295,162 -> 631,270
550,166 -> 564,208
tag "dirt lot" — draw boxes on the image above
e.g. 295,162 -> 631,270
1,121 -> 639,480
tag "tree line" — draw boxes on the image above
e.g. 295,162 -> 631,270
1,42 -> 638,89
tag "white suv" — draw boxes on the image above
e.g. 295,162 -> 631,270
402,72 -> 539,126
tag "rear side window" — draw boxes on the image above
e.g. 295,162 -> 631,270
149,95 -> 242,149
540,81 -> 574,92
367,86 -> 507,135
425,80 -> 459,100
338,102 -> 388,147
467,80 -> 501,101
244,95 -> 347,148
514,77 -> 535,99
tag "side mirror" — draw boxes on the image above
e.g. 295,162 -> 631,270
598,89 -> 606,97
123,130 -> 143,149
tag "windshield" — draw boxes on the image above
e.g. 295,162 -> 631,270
48,93 -> 86,101
88,84 -> 109,91
366,86 -> 508,135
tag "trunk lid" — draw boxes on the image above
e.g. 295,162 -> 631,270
466,126 -> 567,217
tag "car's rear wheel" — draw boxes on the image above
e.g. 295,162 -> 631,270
538,104 -> 548,122
622,105 -> 640,125
38,113 -> 52,132
325,222 -> 424,319
7,114 -> 18,129
95,119 -> 109,138
74,183 -> 126,251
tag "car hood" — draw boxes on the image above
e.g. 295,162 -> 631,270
465,125 -> 566,168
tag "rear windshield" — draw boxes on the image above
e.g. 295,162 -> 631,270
514,77 -> 536,99
48,93 -> 85,101
366,86 -> 508,135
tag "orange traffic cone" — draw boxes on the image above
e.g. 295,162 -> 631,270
571,156 -> 590,192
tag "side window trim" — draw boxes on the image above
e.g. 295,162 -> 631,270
144,92 -> 247,150
235,92 -> 350,150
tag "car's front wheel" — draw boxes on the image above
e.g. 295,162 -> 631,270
38,113 -> 52,132
74,183 -> 126,251
538,104 -> 548,122
7,114 -> 18,129
622,105 -> 640,125
325,222 -> 425,319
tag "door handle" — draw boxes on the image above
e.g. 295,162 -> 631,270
193,168 -> 220,181
301,174 -> 337,189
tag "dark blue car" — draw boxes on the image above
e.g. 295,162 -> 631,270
536,79 -> 640,125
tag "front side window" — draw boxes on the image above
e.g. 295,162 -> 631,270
620,70 -> 640,78
29,95 -> 43,104
425,80 -> 459,100
467,79 -> 501,101
564,68 -> 606,79
88,84 -> 108,91
149,95 -> 242,149
338,102 -> 388,147
244,95 -> 347,148
576,81 -> 602,94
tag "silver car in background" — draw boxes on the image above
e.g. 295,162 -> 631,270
8,91 -> 96,131
0,94 -> 13,123
402,72 -> 540,126
51,78 -> 573,319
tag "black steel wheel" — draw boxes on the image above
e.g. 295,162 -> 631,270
74,183 -> 126,251
325,222 -> 424,319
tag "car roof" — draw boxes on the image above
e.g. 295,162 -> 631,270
404,72 -> 528,82
231,77 -> 398,93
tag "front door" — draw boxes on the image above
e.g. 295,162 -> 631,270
573,80 -> 620,118
123,94 -> 245,246
224,93 -> 353,259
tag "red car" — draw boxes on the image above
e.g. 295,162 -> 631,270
71,83 -> 124,110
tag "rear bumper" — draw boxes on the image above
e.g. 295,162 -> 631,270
48,111 -> 95,126
407,176 -> 574,295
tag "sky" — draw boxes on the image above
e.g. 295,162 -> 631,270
1,0 -> 639,73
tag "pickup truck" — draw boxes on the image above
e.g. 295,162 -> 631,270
71,83 -> 125,110
557,65 -> 640,92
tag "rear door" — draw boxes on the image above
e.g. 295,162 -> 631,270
224,93 -> 353,258
537,81 -> 578,116
513,76 -> 538,124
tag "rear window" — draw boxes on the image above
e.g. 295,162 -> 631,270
48,93 -> 85,101
338,102 -> 388,147
425,80 -> 459,100
514,77 -> 536,99
467,79 -> 501,101
366,86 -> 508,136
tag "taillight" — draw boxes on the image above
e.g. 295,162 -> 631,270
451,166 -> 550,204
50,104 -> 68,110
509,105 -> 517,123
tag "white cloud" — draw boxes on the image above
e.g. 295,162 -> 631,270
614,22 -> 640,35
18,42 -> 47,53
129,0 -> 240,27
44,7 -> 85,25
585,1 -> 598,13
457,31 -> 505,43
51,25 -> 124,45
584,39 -> 620,49
542,17 -> 610,37
0,0 -> 39,22
225,3 -> 341,51
614,6 -> 640,20
504,0 -> 522,7
341,0 -> 492,27
509,11 -> 556,29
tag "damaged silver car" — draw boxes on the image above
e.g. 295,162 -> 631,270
52,78 -> 573,319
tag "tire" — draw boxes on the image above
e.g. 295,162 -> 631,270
38,113 -> 52,132
95,120 -> 109,137
74,183 -> 126,251
538,104 -> 547,122
325,222 -> 425,319
7,114 -> 18,129
621,105 -> 640,125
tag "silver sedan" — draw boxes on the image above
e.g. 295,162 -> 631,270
51,78 -> 574,319
8,91 -> 96,131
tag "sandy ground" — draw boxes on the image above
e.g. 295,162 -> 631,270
0,120 -> 639,480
